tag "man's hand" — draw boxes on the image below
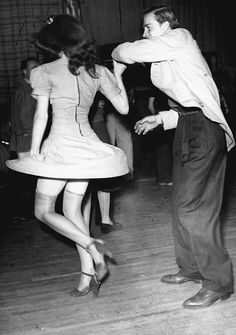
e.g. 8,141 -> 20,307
134,114 -> 163,135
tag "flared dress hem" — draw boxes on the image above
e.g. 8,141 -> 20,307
6,151 -> 129,179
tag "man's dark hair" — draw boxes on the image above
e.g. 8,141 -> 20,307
143,5 -> 179,29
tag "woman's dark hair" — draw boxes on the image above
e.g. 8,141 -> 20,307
35,15 -> 98,77
143,5 -> 179,29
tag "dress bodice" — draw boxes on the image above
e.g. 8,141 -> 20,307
50,105 -> 96,139
30,55 -> 121,140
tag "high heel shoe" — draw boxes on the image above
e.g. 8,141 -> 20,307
69,271 -> 100,298
86,239 -> 117,283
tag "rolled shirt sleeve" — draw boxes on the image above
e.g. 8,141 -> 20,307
159,109 -> 179,130
112,29 -> 187,64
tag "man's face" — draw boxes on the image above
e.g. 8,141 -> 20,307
143,13 -> 169,39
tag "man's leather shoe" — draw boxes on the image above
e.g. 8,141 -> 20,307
183,287 -> 231,309
161,273 -> 202,285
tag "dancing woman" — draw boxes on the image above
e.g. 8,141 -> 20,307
7,15 -> 129,297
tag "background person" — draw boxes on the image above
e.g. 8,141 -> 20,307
148,90 -> 174,185
90,94 -> 123,234
9,57 -> 39,222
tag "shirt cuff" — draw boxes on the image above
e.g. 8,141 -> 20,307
159,110 -> 179,130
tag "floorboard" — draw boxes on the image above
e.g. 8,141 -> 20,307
1,175 -> 236,335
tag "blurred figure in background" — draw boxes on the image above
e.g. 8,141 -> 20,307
105,102 -> 134,181
9,57 -> 39,222
148,89 -> 174,185
90,93 -> 123,234
10,57 -> 39,156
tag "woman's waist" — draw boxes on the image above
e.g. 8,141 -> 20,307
52,105 -> 88,119
50,121 -> 98,139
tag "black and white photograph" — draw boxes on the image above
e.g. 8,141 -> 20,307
1,1 -> 236,334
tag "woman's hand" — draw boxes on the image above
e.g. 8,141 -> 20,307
134,114 -> 163,135
18,150 -> 43,161
30,148 -> 39,156
29,148 -> 45,161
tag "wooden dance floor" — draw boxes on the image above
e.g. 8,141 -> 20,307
1,173 -> 236,335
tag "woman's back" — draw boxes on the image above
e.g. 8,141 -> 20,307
30,55 -> 121,139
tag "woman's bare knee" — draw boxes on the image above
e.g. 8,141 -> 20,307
34,205 -> 45,222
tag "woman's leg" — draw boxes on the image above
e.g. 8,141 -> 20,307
35,178 -> 92,246
82,186 -> 92,226
63,181 -> 94,290
35,178 -> 112,284
97,190 -> 112,225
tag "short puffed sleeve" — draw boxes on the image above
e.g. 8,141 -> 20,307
98,66 -> 121,100
30,65 -> 51,98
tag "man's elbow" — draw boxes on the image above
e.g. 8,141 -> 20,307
112,46 -> 134,64
112,45 -> 125,62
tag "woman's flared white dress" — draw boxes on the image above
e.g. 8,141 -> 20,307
6,55 -> 129,179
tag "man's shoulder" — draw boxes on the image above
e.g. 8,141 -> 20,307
162,28 -> 194,46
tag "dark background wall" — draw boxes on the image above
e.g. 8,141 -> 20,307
0,0 -> 235,112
